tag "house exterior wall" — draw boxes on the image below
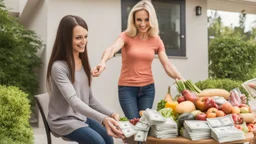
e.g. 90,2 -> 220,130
19,0 -> 48,95
3,0 -> 19,13
17,0 -> 208,116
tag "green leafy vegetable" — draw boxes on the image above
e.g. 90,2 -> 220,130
158,108 -> 174,118
119,117 -> 129,121
157,100 -> 167,111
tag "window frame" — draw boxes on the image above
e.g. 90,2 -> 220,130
120,0 -> 186,57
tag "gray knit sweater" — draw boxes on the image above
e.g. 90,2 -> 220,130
47,61 -> 113,136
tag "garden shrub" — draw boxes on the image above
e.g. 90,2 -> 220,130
0,85 -> 33,144
0,0 -> 43,106
209,37 -> 256,81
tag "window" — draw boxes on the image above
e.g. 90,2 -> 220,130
121,0 -> 186,57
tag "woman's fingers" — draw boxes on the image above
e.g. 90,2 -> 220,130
91,64 -> 106,77
111,113 -> 120,121
104,117 -> 124,139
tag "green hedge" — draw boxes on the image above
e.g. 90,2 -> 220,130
209,37 -> 256,81
0,85 -> 33,144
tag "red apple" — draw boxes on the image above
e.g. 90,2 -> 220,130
177,96 -> 186,103
195,113 -> 207,121
182,90 -> 198,103
204,97 -> 219,110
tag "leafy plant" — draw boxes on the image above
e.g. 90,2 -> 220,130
0,85 -> 34,144
195,78 -> 250,101
209,37 -> 256,81
0,0 -> 43,105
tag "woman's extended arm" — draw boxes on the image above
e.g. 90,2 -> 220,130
158,50 -> 184,80
91,37 -> 124,77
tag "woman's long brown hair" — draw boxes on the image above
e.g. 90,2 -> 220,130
46,15 -> 91,87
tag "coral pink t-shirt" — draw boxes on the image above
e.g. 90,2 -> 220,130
118,32 -> 165,86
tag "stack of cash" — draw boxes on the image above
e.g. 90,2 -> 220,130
133,108 -> 168,141
133,114 -> 151,142
149,117 -> 178,139
118,121 -> 137,138
207,114 -> 245,143
118,108 -> 178,141
144,109 -> 178,139
181,120 -> 211,140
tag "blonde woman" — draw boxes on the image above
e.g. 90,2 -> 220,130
92,1 -> 184,119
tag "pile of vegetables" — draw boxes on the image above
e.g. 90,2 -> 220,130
156,78 -> 255,136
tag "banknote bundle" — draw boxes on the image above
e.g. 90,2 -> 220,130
118,121 -> 137,138
133,112 -> 151,142
119,108 -> 178,141
145,109 -> 178,139
181,120 -> 211,141
207,114 -> 245,143
149,117 -> 178,139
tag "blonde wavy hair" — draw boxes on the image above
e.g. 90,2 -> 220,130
125,0 -> 159,37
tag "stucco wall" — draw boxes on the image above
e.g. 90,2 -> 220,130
19,0 -> 48,95
20,0 -> 208,116
3,0 -> 19,12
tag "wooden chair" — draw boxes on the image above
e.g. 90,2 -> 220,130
35,93 -> 75,144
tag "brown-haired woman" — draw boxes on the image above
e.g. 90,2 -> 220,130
46,15 -> 123,144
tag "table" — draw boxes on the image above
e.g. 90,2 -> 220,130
126,132 -> 254,144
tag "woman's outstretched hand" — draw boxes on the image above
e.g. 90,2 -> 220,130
103,117 -> 124,139
91,63 -> 106,77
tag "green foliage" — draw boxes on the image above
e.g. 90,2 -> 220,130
0,136 -> 16,144
157,100 -> 167,111
0,85 -> 34,144
195,78 -> 250,100
209,37 -> 256,81
0,1 -> 43,105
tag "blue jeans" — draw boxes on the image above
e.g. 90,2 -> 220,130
64,118 -> 113,144
118,83 -> 155,119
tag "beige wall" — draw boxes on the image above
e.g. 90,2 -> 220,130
3,0 -> 19,12
18,0 -> 209,116
19,0 -> 48,94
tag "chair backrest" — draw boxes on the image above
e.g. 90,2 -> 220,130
35,93 -> 52,144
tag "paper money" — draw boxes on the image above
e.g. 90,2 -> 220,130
122,127 -> 137,138
118,121 -> 137,138
207,115 -> 245,143
207,114 -> 233,128
134,121 -> 150,131
119,121 -> 134,129
134,130 -> 147,142
145,109 -> 166,122
182,120 -> 211,141
148,116 -> 178,139
184,120 -> 211,132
